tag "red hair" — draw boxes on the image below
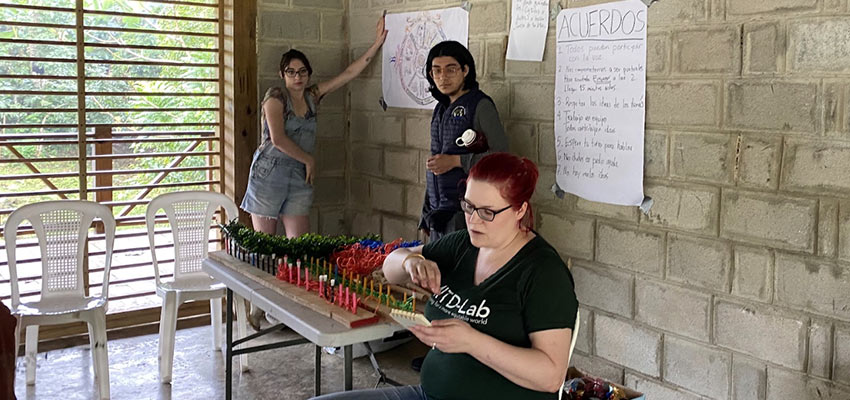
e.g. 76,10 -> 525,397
467,152 -> 539,231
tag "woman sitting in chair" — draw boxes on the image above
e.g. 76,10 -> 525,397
313,152 -> 579,400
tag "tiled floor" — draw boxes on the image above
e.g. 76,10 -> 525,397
13,324 -> 427,400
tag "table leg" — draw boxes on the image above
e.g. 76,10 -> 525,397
344,344 -> 353,391
315,345 -> 321,396
226,289 -> 233,400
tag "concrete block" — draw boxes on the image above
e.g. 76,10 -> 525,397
644,130 -> 668,178
732,356 -> 767,400
727,0 -> 818,17
572,262 -> 633,318
641,184 -> 719,235
720,190 -> 817,252
635,279 -> 711,341
674,26 -> 741,75
646,31 -> 669,76
575,306 -> 592,354
570,353 -> 624,385
819,199 -> 839,258
292,0 -> 342,7
731,246 -> 773,303
260,11 -> 320,41
645,0 -> 707,25
596,224 -> 664,277
350,111 -> 370,143
836,325 -> 850,385
667,234 -> 731,292
349,211 -> 381,237
841,200 -> 850,262
349,12 -> 382,45
538,123 -> 555,166
789,18 -> 850,73
316,112 -> 345,138
715,300 -> 807,370
469,2 -> 507,36
663,336 -> 731,400
767,367 -> 850,400
404,115 -> 432,150
351,46 -> 377,78
384,148 -> 419,183
646,81 -> 719,127
350,79 -> 384,112
532,167 -> 563,207
595,314 -> 662,377
382,215 -> 418,242
319,208 -> 345,236
809,319 -> 833,379
670,131 -> 734,183
370,180 -> 404,214
576,197 -> 639,223
846,86 -> 850,137
538,212 -> 594,260
315,138 -> 346,175
485,39 -> 506,79
624,372 -> 704,400
313,177 -> 346,205
349,177 -> 370,208
291,46 -> 346,77
775,254 -> 850,320
737,134 -> 781,189
725,80 -> 819,133
506,122 -> 537,162
511,81 -> 553,120
370,114 -> 404,145
405,185 -> 425,218
541,35 -> 557,76
743,22 -> 784,74
824,0 -> 847,11
781,138 -> 850,194
824,81 -> 843,137
351,145 -> 382,176
480,81 -> 510,118
468,40 -> 484,74
321,12 -> 344,43
321,87 -> 346,111
371,0 -> 403,7
257,43 -> 289,77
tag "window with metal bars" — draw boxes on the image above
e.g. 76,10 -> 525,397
0,0 -> 224,329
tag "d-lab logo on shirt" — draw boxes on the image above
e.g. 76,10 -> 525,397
430,285 -> 491,325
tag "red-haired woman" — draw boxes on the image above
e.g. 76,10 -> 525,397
312,153 -> 579,400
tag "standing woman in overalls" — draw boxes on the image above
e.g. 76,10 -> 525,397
242,16 -> 387,237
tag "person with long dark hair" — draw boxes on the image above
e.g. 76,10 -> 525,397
312,153 -> 579,400
419,40 -> 508,241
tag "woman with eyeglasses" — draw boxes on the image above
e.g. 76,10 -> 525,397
241,15 -> 387,239
419,40 -> 509,242
312,153 -> 579,400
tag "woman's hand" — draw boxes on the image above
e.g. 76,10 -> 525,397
404,255 -> 441,294
304,154 -> 315,185
374,13 -> 388,48
409,319 -> 480,354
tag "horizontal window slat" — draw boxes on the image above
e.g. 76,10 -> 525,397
0,38 -> 75,46
0,56 -> 75,63
85,91 -> 218,97
83,25 -> 217,38
0,4 -> 75,13
0,156 -> 78,163
90,165 -> 219,176
88,136 -> 220,144
90,180 -> 218,192
85,59 -> 216,67
86,150 -> 218,160
84,42 -> 217,53
85,77 -> 218,83
84,9 -> 218,23
0,172 -> 78,181
134,0 -> 219,8
0,21 -> 75,30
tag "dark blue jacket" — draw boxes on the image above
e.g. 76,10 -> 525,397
422,89 -> 492,232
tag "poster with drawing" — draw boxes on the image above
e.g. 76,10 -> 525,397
382,7 -> 469,110
554,0 -> 647,206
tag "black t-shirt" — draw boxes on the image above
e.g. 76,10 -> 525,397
420,229 -> 579,400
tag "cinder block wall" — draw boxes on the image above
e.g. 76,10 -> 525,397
256,0 -> 349,235
276,0 -> 850,398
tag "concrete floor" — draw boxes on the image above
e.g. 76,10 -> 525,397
13,324 -> 427,400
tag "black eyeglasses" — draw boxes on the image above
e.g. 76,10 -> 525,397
284,68 -> 309,78
460,199 -> 512,222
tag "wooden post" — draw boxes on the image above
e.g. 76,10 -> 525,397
94,126 -> 113,234
220,0 -> 258,225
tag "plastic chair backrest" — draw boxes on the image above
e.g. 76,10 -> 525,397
4,200 -> 116,309
146,191 -> 238,284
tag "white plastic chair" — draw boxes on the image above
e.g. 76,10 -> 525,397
146,191 -> 249,383
5,200 -> 115,400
